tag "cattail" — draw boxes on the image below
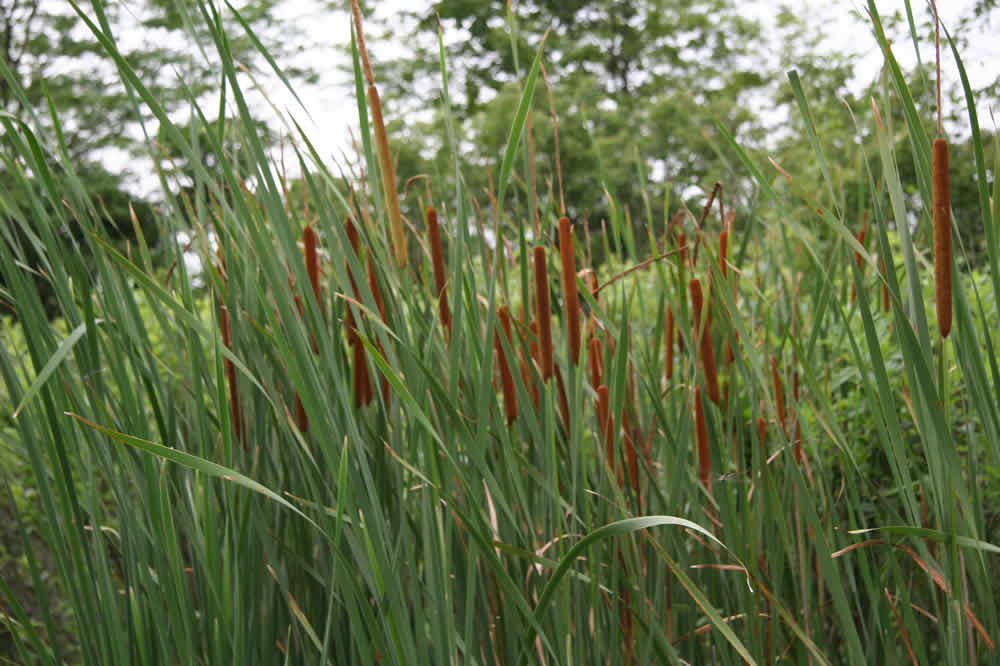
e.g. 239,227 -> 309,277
719,230 -> 729,279
597,384 -> 614,469
677,232 -> 689,271
426,207 -> 452,336
771,355 -> 786,436
344,218 -> 362,341
932,137 -> 952,338
589,336 -> 604,391
689,278 -> 720,405
558,217 -> 582,364
695,386 -> 712,494
303,225 -> 321,305
344,218 -> 372,407
366,84 -> 407,267
352,339 -> 372,408
850,227 -> 866,304
664,305 -> 675,380
495,306 -> 518,425
219,304 -> 246,450
533,246 -> 554,381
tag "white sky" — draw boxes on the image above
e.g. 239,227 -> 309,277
257,0 -> 991,174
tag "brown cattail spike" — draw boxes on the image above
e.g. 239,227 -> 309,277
695,386 -> 712,495
303,225 -> 321,306
689,278 -> 720,405
219,304 -> 246,451
533,246 -> 554,381
558,217 -> 582,364
719,230 -> 729,279
932,137 -> 952,338
589,336 -> 604,391
496,306 -> 518,425
426,207 -> 452,336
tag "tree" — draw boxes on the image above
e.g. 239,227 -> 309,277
0,0 -> 322,314
371,0 -> 770,254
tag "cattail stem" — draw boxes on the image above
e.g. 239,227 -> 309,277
533,246 -> 554,381
426,206 -> 452,336
689,278 -> 720,405
932,137 -> 952,339
558,217 -> 582,364
695,386 -> 712,495
496,306 -> 518,425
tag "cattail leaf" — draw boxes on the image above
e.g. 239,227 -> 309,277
495,32 -> 548,214
66,413 -> 325,536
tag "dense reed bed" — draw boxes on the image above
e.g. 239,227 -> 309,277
1,1 -> 999,664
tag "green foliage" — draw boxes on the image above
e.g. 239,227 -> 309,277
2,1 -> 1000,665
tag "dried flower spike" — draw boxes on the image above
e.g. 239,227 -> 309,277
559,217 -> 582,364
426,207 -> 452,336
932,137 -> 952,338
495,306 -> 518,425
534,246 -> 554,381
689,278 -> 720,405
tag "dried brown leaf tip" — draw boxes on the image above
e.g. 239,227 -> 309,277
932,137 -> 952,339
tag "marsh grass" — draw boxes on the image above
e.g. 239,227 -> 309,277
1,0 -> 999,664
